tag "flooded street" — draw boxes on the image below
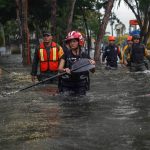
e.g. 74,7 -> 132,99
0,54 -> 150,150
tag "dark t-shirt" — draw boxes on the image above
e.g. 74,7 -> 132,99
61,49 -> 90,68
60,49 -> 90,81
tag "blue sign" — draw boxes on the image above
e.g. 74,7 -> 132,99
129,30 -> 140,36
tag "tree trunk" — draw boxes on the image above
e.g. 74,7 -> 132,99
16,0 -> 22,52
19,0 -> 30,65
66,0 -> 77,33
94,0 -> 115,61
50,0 -> 57,38
80,6 -> 91,57
143,16 -> 150,44
16,0 -> 20,32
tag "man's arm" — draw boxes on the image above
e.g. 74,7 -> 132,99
117,46 -> 122,60
144,47 -> 150,61
124,46 -> 131,62
31,48 -> 39,76
102,47 -> 107,62
58,46 -> 64,59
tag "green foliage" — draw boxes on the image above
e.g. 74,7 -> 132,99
0,0 -> 16,24
4,20 -> 19,36
28,0 -> 52,30
0,0 -> 108,44
86,11 -> 102,37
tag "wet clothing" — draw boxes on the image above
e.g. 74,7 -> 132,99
130,62 -> 146,72
122,45 -> 129,64
125,43 -> 150,72
121,45 -> 133,67
130,44 -> 145,63
102,44 -> 122,68
58,49 -> 90,96
31,42 -> 64,82
38,42 -> 61,72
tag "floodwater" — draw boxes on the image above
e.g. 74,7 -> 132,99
0,54 -> 150,150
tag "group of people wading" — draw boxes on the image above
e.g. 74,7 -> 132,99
102,34 -> 150,72
31,30 -> 95,96
31,30 -> 150,96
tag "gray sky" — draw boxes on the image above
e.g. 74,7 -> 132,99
106,1 -> 135,35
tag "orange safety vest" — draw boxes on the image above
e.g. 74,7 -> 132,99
38,42 -> 59,72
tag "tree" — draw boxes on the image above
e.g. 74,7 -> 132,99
66,0 -> 77,33
118,0 -> 150,44
0,0 -> 115,64
0,0 -> 16,24
94,0 -> 115,61
19,0 -> 30,65
74,0 -> 104,56
50,0 -> 57,36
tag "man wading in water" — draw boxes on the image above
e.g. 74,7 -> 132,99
31,31 -> 64,83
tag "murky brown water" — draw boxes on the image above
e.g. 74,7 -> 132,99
0,54 -> 150,150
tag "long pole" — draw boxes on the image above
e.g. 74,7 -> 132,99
9,62 -> 94,94
0,66 -> 10,73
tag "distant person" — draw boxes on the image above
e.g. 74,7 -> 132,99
102,36 -> 122,70
31,31 -> 64,83
125,34 -> 150,72
121,36 -> 133,66
101,42 -> 108,53
58,31 -> 95,96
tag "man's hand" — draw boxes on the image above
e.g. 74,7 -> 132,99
89,59 -> 96,65
63,68 -> 71,74
120,59 -> 123,64
123,60 -> 128,66
31,75 -> 37,82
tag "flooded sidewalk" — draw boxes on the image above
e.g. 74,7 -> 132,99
0,54 -> 150,150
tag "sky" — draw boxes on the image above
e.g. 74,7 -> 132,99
106,1 -> 136,35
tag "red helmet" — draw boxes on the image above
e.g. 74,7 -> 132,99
127,36 -> 132,41
66,31 -> 85,46
108,36 -> 115,41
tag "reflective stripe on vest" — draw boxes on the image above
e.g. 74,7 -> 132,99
39,49 -> 45,61
52,47 -> 57,61
38,46 -> 59,71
